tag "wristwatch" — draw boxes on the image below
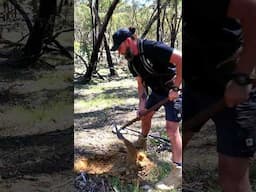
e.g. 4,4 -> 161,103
171,86 -> 180,92
232,73 -> 252,86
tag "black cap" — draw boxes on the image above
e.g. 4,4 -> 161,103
110,28 -> 134,51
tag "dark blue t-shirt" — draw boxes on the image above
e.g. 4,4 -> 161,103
128,39 -> 175,95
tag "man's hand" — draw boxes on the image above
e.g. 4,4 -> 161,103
224,80 -> 252,107
169,89 -> 179,101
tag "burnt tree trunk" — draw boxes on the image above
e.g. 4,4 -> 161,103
23,0 -> 56,66
92,0 -> 99,73
58,0 -> 64,15
161,5 -> 166,41
83,0 -> 120,82
89,0 -> 95,50
91,3 -> 116,77
156,0 -> 161,41
104,36 -> 116,76
170,0 -> 181,47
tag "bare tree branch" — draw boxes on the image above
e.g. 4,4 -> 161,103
9,0 -> 33,33
141,0 -> 169,39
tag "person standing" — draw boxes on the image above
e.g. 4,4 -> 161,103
111,27 -> 182,190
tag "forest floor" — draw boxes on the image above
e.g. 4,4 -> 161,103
0,42 -> 74,191
74,63 -> 178,192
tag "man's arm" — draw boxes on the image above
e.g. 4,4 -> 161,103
168,49 -> 182,100
170,49 -> 182,88
136,76 -> 147,116
225,0 -> 256,107
228,0 -> 256,74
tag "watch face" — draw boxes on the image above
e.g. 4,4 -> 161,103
233,74 -> 251,85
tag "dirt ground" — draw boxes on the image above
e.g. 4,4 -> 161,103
74,73 -> 179,191
0,62 -> 74,191
183,120 -> 219,191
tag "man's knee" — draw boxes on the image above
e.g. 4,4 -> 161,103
166,121 -> 180,136
141,111 -> 154,121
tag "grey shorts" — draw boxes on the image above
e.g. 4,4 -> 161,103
146,92 -> 182,122
183,85 -> 256,158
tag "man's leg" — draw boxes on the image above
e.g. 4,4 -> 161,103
155,121 -> 182,190
134,92 -> 157,149
213,91 -> 256,192
218,153 -> 251,192
141,111 -> 155,136
166,121 -> 182,163
133,111 -> 154,149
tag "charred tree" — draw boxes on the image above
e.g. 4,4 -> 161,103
161,6 -> 166,42
82,0 -> 120,82
23,0 -> 57,66
104,36 -> 116,76
58,0 -> 64,15
91,3 -> 116,77
170,0 -> 181,47
156,0 -> 161,41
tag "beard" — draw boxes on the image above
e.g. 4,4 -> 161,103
124,48 -> 134,62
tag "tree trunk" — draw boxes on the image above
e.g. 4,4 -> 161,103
92,0 -> 99,73
91,2 -> 116,77
83,0 -> 120,82
156,0 -> 161,41
170,0 -> 179,47
89,0 -> 95,49
58,0 -> 64,15
104,36 -> 116,76
23,0 -> 56,66
161,5 -> 166,42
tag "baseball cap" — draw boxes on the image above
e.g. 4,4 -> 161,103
110,28 -> 134,51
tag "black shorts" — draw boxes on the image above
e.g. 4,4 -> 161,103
146,92 -> 182,122
183,85 -> 256,158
